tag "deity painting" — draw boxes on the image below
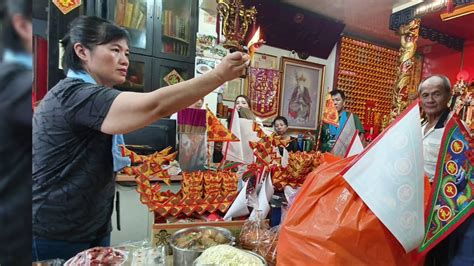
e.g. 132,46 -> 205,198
288,72 -> 312,123
280,58 -> 325,130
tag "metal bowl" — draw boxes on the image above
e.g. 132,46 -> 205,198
170,226 -> 235,266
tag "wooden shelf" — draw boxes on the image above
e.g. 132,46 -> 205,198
116,173 -> 183,182
162,34 -> 190,44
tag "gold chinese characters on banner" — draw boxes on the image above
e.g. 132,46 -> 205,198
248,67 -> 281,119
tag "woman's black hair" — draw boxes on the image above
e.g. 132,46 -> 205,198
272,116 -> 288,127
60,16 -> 130,71
1,0 -> 32,53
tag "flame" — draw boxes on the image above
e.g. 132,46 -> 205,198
247,27 -> 261,49
247,27 -> 265,60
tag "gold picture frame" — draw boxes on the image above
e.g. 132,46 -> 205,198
280,57 -> 325,130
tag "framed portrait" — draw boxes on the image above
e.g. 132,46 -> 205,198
251,53 -> 278,70
223,78 -> 243,101
279,57 -> 325,130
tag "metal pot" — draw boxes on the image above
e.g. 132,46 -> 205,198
169,226 -> 235,266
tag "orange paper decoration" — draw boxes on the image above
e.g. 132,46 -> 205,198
120,146 -> 176,185
52,0 -> 82,15
253,122 -> 269,139
322,94 -> 339,126
206,107 -> 239,142
163,69 -> 184,86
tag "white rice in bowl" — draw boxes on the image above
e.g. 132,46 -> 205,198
194,245 -> 265,266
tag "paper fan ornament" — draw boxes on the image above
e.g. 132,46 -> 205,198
206,107 -> 239,142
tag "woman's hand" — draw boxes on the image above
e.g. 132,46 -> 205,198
212,52 -> 250,83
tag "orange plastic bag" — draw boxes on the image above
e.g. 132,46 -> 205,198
277,154 -> 428,266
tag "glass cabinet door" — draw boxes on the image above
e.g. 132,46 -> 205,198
152,59 -> 194,89
115,54 -> 152,92
155,0 -> 197,62
98,0 -> 154,55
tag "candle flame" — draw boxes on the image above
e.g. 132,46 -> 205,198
247,27 -> 265,60
247,27 -> 261,48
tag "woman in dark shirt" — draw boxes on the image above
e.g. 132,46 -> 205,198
32,16 -> 249,261
273,116 -> 298,155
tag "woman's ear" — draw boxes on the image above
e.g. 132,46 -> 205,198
73,43 -> 90,63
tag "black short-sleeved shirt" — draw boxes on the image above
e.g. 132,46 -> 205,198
32,78 -> 121,242
277,136 -> 299,156
0,62 -> 33,264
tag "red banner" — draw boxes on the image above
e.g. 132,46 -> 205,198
248,67 -> 281,118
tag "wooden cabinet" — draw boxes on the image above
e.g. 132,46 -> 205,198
152,58 -> 194,89
94,0 -> 154,55
91,0 -> 197,62
116,56 -> 193,92
154,0 -> 198,63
